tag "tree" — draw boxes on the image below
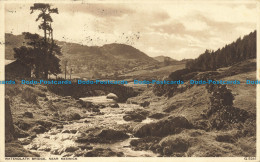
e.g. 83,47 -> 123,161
13,4 -> 62,79
30,3 -> 59,78
30,3 -> 58,43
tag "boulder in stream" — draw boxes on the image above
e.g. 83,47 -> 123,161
215,134 -> 236,143
66,113 -> 81,121
78,99 -> 93,108
159,136 -> 190,155
30,125 -> 47,134
84,148 -> 124,157
92,108 -> 100,112
106,93 -> 118,100
97,129 -> 129,141
130,136 -> 161,151
149,113 -> 167,119
110,103 -> 119,108
70,129 -> 78,134
76,129 -> 129,143
56,125 -> 64,129
20,138 -> 32,145
140,101 -> 150,107
23,112 -> 33,118
123,109 -> 149,122
64,146 -> 79,152
62,130 -> 70,133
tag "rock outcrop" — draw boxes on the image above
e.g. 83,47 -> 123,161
97,129 -> 129,141
134,116 -> 192,137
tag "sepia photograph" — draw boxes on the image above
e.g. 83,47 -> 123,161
2,0 -> 258,160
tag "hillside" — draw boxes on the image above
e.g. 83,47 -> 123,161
5,33 -> 158,78
123,31 -> 256,156
127,59 -> 256,157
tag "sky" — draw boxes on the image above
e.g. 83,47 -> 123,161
5,1 -> 257,60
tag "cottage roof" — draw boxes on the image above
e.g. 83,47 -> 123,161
5,60 -> 16,66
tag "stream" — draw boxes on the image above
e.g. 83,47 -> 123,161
19,96 -> 158,157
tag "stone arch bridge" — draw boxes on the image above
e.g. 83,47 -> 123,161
47,81 -> 138,102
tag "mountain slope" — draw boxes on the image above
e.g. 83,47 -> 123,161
5,33 -> 158,78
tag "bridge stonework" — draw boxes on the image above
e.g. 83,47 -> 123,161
47,82 -> 138,102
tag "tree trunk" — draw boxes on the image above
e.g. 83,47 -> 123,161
43,13 -> 48,79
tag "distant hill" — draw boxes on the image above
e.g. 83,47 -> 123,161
5,33 -> 158,78
5,33 -> 26,60
153,56 -> 177,62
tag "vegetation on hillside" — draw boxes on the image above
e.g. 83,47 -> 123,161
185,31 -> 256,71
58,42 -> 158,78
152,31 -> 256,99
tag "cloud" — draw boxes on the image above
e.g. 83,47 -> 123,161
194,13 -> 255,33
151,22 -> 186,35
58,3 -> 134,18
4,2 -> 257,60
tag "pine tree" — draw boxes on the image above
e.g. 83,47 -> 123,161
30,3 -> 59,78
185,31 -> 256,71
13,3 -> 62,79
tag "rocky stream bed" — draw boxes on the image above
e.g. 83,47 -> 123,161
6,80 -> 256,157
18,96 -> 158,157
